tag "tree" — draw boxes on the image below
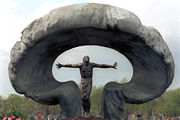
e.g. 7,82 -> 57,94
90,86 -> 103,116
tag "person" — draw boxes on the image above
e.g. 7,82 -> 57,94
56,56 -> 117,116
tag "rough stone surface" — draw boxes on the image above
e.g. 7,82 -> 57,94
8,3 -> 175,120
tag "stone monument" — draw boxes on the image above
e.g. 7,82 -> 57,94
8,3 -> 174,120
56,56 -> 117,116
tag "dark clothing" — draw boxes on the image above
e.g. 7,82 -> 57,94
80,78 -> 92,113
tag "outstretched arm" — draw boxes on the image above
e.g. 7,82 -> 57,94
56,62 -> 81,69
92,62 -> 118,69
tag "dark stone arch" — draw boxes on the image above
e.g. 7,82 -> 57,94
8,3 -> 174,120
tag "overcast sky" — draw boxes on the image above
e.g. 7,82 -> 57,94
0,0 -> 180,97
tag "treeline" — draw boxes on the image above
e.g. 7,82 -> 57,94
0,86 -> 180,119
124,88 -> 180,116
0,95 -> 59,119
90,86 -> 180,117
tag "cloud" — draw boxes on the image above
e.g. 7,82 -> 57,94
0,0 -> 72,53
33,0 -> 71,19
0,1 -> 22,52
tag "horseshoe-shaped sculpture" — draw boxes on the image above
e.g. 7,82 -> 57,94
8,3 -> 174,120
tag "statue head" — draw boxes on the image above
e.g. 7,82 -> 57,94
83,56 -> 90,63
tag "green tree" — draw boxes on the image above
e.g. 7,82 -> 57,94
90,86 -> 103,116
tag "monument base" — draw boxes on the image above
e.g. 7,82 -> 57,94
63,116 -> 109,120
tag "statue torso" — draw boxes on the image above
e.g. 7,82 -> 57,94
80,62 -> 93,78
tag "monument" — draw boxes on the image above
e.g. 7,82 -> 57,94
8,3 -> 175,120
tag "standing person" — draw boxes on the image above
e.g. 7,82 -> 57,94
56,56 -> 117,116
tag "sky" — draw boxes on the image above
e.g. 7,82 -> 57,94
0,0 -> 180,97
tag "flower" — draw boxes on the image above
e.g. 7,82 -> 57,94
8,117 -> 12,120
11,116 -> 16,119
2,116 -> 7,120
15,118 -> 21,120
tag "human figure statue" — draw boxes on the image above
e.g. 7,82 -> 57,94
56,56 -> 117,116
